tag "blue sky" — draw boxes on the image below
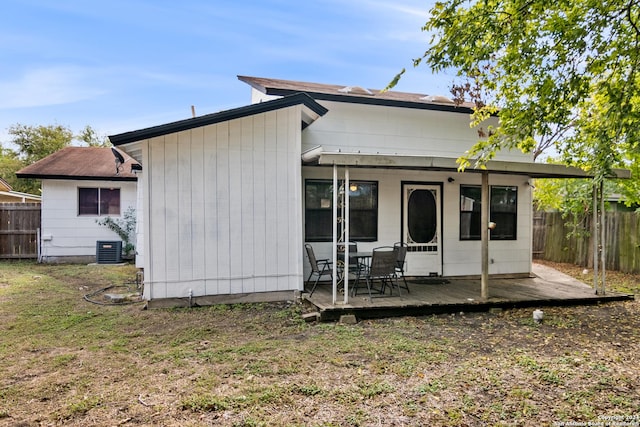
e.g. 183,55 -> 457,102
1,0 -> 452,145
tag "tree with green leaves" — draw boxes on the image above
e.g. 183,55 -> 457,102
0,147 -> 29,191
8,124 -> 74,165
1,124 -> 110,194
391,0 -> 640,184
77,125 -> 110,147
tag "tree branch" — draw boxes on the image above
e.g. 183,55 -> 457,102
627,0 -> 640,36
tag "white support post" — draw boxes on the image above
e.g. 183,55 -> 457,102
332,165 -> 338,305
593,183 -> 598,294
600,180 -> 606,295
481,171 -> 489,299
344,168 -> 350,304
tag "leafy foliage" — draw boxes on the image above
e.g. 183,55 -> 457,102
8,124 -> 74,164
76,125 -> 110,147
533,152 -> 639,241
534,177 -> 599,240
396,0 -> 640,181
0,147 -> 36,193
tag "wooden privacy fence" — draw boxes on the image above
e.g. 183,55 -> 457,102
533,210 -> 640,274
0,203 -> 41,259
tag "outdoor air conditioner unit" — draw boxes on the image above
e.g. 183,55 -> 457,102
96,241 -> 122,264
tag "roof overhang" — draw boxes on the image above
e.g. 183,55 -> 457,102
109,93 -> 328,146
305,151 -> 631,179
15,173 -> 138,181
0,191 -> 40,201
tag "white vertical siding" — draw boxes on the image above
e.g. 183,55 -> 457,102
264,111 -> 279,292
276,109 -> 291,290
228,119 -> 244,293
215,122 -> 231,294
287,109 -> 304,291
190,127 -> 206,285
203,125 -> 218,296
144,105 -> 305,299
252,114 -> 267,292
163,133 -> 180,291
240,117 -> 255,292
135,169 -> 145,269
148,135 -> 167,299
177,130 -> 193,290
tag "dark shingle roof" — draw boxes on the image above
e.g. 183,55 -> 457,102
16,147 -> 139,181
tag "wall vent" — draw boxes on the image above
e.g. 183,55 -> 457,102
96,241 -> 122,264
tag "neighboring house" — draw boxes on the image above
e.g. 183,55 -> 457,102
16,147 -> 139,263
109,75 -> 627,306
0,177 -> 40,203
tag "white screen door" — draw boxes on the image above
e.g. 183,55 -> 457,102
402,183 -> 442,276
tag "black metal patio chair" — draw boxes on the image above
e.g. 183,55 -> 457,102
394,241 -> 410,293
304,243 -> 332,296
354,246 -> 399,300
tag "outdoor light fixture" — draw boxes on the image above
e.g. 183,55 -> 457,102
349,183 -> 358,192
447,177 -> 455,183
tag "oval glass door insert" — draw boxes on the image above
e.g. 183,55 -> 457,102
407,189 -> 437,243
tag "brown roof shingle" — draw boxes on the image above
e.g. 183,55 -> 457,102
16,147 -> 139,181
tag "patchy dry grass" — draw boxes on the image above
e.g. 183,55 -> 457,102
0,261 -> 639,426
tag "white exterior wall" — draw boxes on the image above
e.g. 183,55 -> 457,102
302,167 -> 533,279
141,106 -> 304,300
303,101 -> 532,163
40,179 -> 138,261
299,100 -> 534,279
135,170 -> 145,269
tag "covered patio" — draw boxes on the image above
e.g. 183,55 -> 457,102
302,151 -> 631,311
303,263 -> 634,321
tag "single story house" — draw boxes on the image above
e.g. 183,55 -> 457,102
109,76 -> 628,307
16,146 -> 139,263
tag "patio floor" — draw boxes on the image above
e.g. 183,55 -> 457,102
303,263 -> 635,321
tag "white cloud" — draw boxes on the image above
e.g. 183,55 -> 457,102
0,66 -> 107,109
